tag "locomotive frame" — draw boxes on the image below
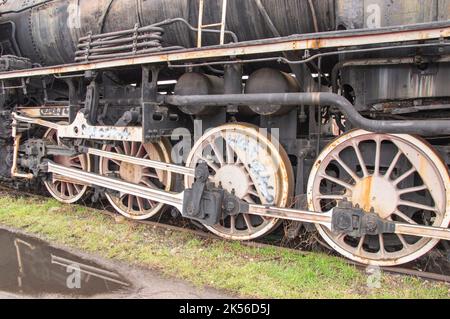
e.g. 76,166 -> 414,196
1,6 -> 450,266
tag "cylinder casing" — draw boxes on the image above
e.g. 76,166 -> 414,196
244,68 -> 300,115
174,72 -> 224,115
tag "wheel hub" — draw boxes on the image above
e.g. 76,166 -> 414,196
119,162 -> 143,184
351,176 -> 398,219
53,155 -> 73,167
213,165 -> 250,198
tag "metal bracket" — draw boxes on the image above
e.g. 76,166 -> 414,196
182,162 -> 225,226
332,207 -> 396,237
84,79 -> 99,125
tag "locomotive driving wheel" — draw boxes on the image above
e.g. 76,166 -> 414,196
99,139 -> 173,220
185,123 -> 294,240
307,130 -> 450,266
43,127 -> 91,204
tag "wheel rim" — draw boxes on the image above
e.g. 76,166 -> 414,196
99,139 -> 173,220
185,123 -> 294,240
307,130 -> 450,266
43,127 -> 90,204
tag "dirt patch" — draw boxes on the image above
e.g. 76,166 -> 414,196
0,226 -> 232,299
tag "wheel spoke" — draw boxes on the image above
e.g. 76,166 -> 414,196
131,142 -> 138,157
142,171 -> 159,179
393,210 -> 418,225
61,182 -> 67,196
225,142 -> 235,164
317,194 -> 346,200
114,146 -> 124,154
247,188 -> 260,198
73,184 -> 82,193
123,141 -> 131,155
374,137 -> 382,176
398,200 -> 437,213
127,195 -> 133,211
229,216 -> 236,234
209,140 -> 224,166
356,235 -> 365,254
147,199 -> 156,208
335,232 -> 346,241
378,234 -> 385,256
141,177 -> 157,189
196,155 -> 220,172
352,141 -> 369,177
398,185 -> 428,195
137,197 -> 145,213
136,143 -> 145,157
320,174 -> 354,190
67,183 -> 74,197
397,234 -> 409,248
243,214 -> 254,232
332,154 -> 360,182
244,195 -> 256,204
384,150 -> 402,180
393,167 -> 416,186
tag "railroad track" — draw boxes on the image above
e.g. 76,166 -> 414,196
1,184 -> 449,284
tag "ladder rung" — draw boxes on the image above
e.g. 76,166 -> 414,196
201,23 -> 223,28
197,0 -> 228,48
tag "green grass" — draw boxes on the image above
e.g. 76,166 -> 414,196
0,193 -> 448,299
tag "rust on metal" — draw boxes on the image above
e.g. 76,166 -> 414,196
16,106 -> 69,118
0,24 -> 448,81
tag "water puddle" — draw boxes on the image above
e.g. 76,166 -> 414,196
0,229 -> 131,297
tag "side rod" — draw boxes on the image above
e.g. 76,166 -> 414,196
46,162 -> 450,241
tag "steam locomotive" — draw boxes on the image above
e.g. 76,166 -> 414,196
0,0 -> 450,266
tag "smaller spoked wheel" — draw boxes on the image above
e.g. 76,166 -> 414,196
99,139 -> 173,220
307,130 -> 450,266
43,127 -> 91,204
185,123 -> 294,240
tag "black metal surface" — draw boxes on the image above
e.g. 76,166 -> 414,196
174,72 -> 224,116
0,0 -> 334,66
245,68 -> 300,115
182,162 -> 224,226
332,207 -> 396,237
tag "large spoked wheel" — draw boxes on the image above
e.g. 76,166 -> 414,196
185,123 -> 294,240
43,127 -> 91,204
307,130 -> 450,266
99,139 -> 173,220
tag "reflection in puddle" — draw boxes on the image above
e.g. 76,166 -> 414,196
0,229 -> 131,297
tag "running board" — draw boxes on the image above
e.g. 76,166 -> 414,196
45,162 -> 450,241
